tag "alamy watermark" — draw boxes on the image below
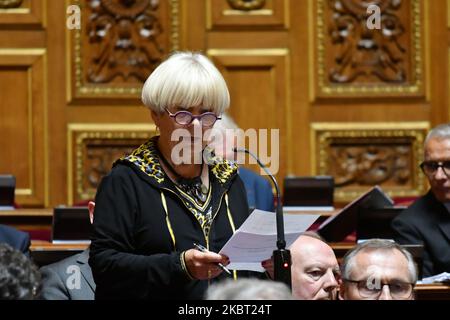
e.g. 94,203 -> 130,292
366,4 -> 381,30
66,265 -> 81,290
170,127 -> 280,176
67,5 -> 81,30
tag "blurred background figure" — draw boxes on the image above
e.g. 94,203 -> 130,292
0,224 -> 30,256
210,113 -> 275,212
0,243 -> 41,300
205,278 -> 292,300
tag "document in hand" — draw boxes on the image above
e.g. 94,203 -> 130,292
219,209 -> 320,272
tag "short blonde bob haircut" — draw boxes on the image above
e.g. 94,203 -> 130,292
141,51 -> 230,115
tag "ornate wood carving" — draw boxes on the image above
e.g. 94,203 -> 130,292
69,0 -> 179,100
328,0 -> 408,84
83,139 -> 144,190
226,0 -> 266,11
68,124 -> 156,204
316,0 -> 423,96
0,0 -> 23,8
86,0 -> 164,84
312,123 -> 428,201
329,144 -> 411,187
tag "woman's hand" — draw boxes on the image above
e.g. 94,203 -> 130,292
261,257 -> 274,280
184,249 -> 230,280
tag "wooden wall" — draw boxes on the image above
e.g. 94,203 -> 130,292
0,0 -> 448,208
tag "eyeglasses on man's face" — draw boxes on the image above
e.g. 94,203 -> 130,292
343,278 -> 414,299
420,161 -> 450,178
164,108 -> 221,127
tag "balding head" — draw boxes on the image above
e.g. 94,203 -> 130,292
290,233 -> 340,300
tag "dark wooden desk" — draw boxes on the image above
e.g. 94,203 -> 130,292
0,208 -> 53,230
30,240 -> 89,267
415,283 -> 450,300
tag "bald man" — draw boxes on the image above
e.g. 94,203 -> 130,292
262,232 -> 340,300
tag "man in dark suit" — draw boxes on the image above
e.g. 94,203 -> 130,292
39,201 -> 95,300
0,224 -> 30,256
392,123 -> 450,277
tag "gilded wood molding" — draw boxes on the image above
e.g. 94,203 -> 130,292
0,49 -> 48,206
67,0 -> 180,101
311,122 -> 429,202
314,0 -> 424,97
67,123 -> 156,205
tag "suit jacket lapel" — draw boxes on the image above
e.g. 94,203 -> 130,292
428,192 -> 450,244
76,249 -> 96,292
437,212 -> 450,244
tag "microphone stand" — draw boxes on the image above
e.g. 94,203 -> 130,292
233,148 -> 291,288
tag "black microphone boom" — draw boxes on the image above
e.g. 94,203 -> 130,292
233,147 -> 291,288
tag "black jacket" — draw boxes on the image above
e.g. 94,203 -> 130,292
391,191 -> 450,277
89,139 -> 251,299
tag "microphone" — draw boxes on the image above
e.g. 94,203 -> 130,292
233,147 -> 291,288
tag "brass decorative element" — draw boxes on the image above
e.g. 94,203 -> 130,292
311,123 -> 429,202
226,0 -> 266,11
0,0 -> 23,8
67,124 -> 156,205
68,0 -> 180,99
315,0 -> 423,96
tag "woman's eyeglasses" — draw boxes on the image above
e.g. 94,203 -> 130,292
165,108 -> 221,127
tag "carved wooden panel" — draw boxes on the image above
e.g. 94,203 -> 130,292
0,49 -> 47,207
314,0 -> 424,97
207,0 -> 289,29
67,0 -> 180,102
0,0 -> 46,27
311,123 -> 428,202
67,124 -> 156,205
207,49 -> 291,184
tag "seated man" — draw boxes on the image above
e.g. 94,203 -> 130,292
262,231 -> 340,300
392,123 -> 450,277
210,113 -> 275,211
339,239 -> 417,300
39,202 -> 95,300
0,243 -> 41,300
0,224 -> 30,256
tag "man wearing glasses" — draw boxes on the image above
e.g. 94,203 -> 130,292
339,239 -> 417,300
392,123 -> 450,278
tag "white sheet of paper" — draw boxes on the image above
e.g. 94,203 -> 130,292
219,209 -> 320,272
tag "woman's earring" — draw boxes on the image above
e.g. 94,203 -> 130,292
155,126 -> 160,135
